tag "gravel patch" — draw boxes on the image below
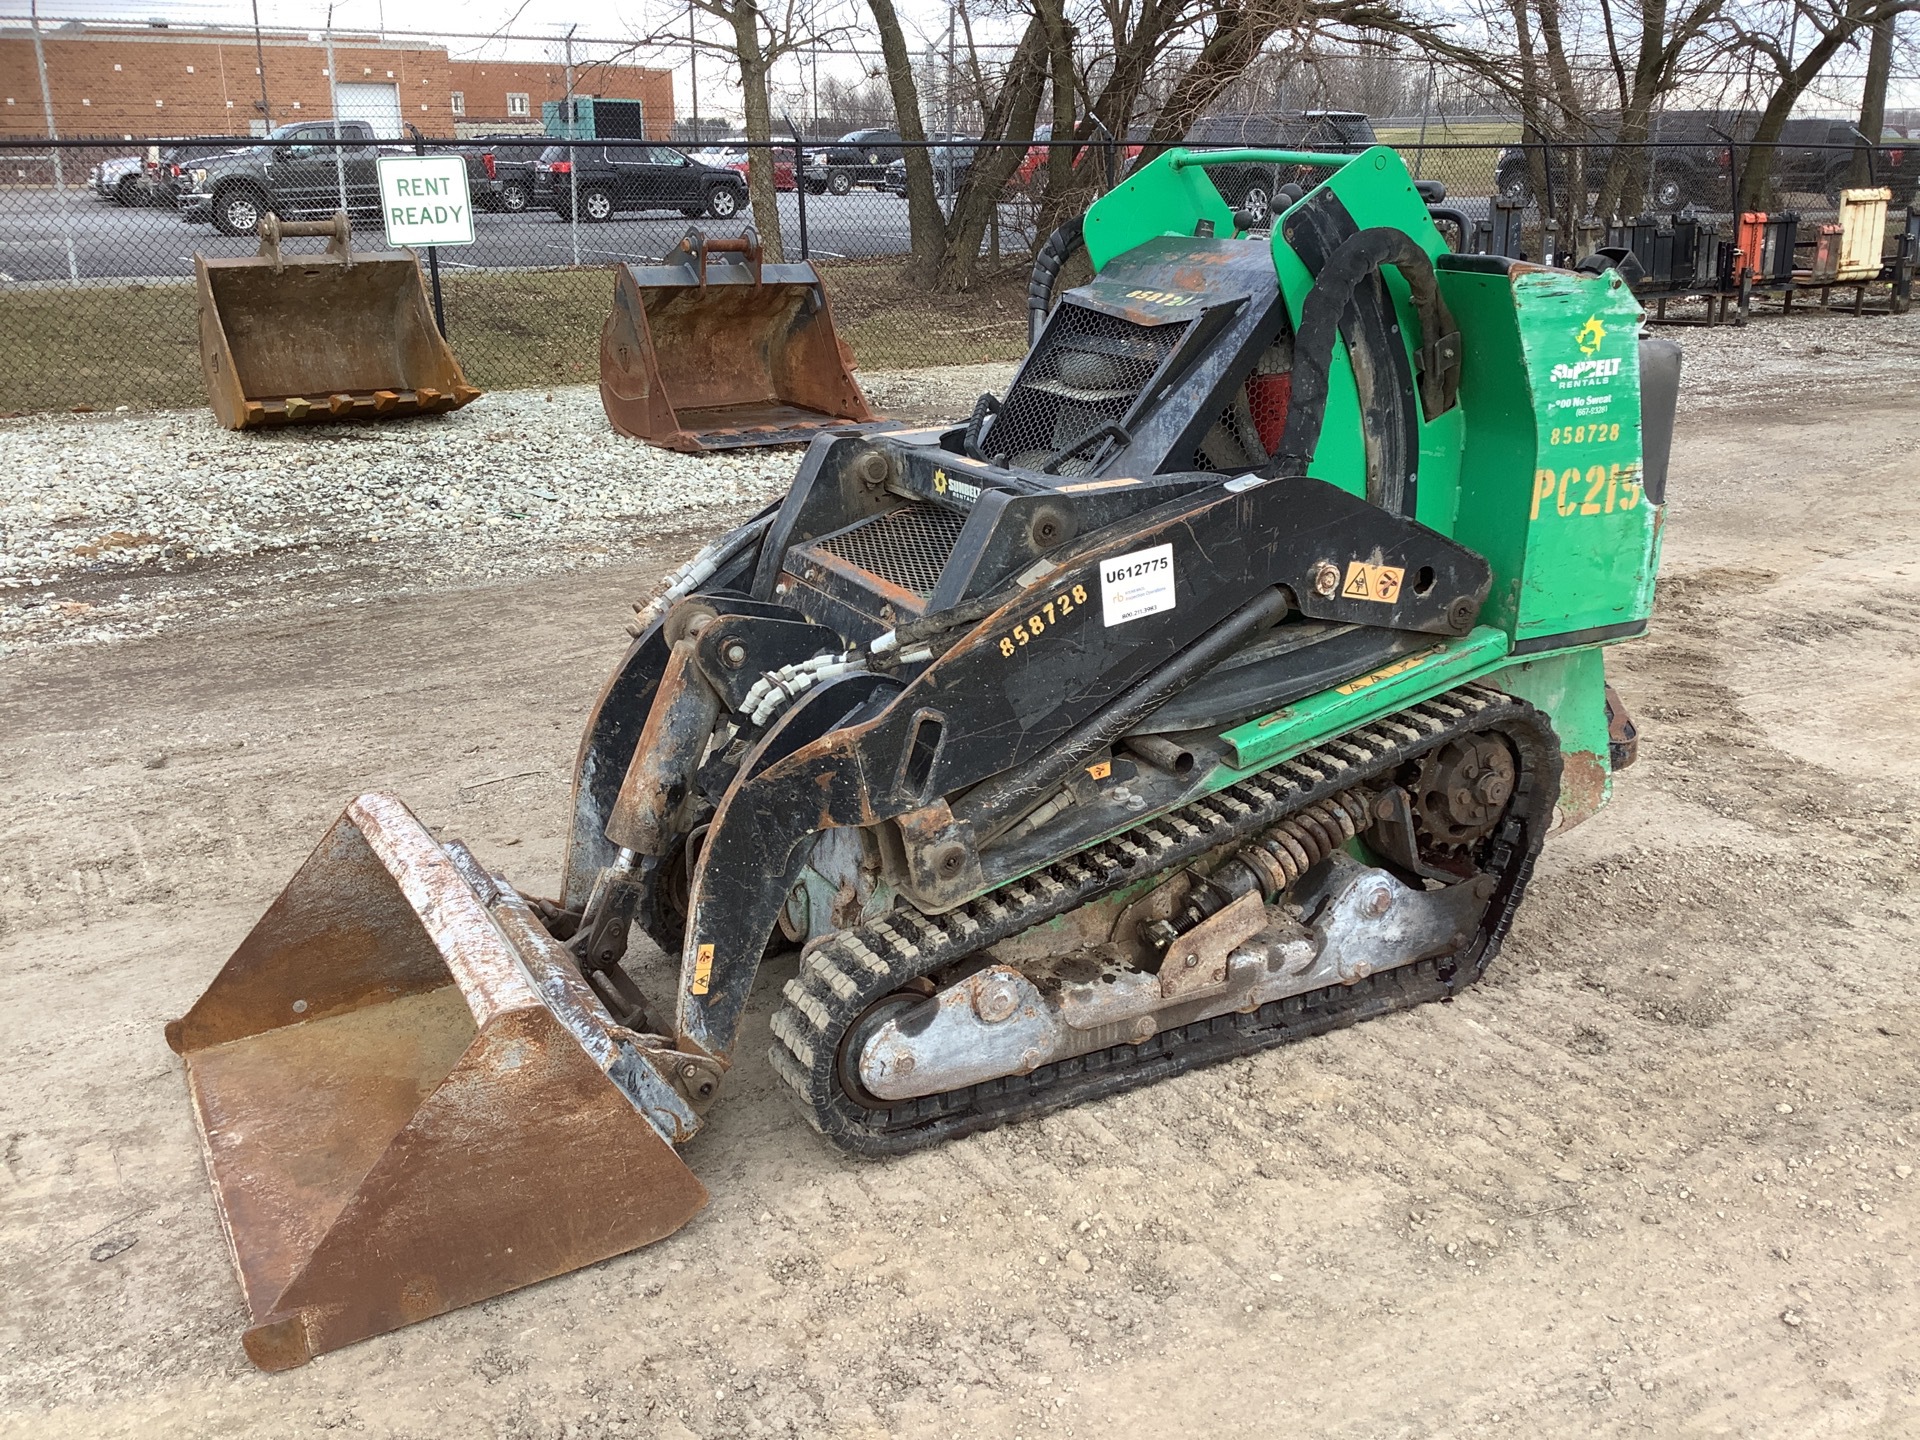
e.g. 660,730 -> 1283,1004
1660,303 -> 1920,412
2,303 -> 1912,658
0,364 -> 1015,656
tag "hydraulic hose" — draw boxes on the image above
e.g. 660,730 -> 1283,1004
1027,217 -> 1086,348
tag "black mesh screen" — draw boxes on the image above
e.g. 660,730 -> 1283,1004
1193,370 -> 1292,472
817,503 -> 968,598
985,304 -> 1190,475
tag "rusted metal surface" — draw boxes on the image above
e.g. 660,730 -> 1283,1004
196,212 -> 479,432
598,228 -> 877,452
1555,749 -> 1610,833
605,638 -> 722,856
1157,889 -> 1264,1000
853,856 -> 1496,1104
168,793 -> 707,1371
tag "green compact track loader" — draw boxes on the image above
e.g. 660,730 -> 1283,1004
167,145 -> 1677,1368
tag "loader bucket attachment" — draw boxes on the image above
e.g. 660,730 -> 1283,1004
166,793 -> 706,1371
197,212 -> 481,430
600,227 -> 877,451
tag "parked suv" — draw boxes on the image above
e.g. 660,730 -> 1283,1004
179,121 -> 386,235
884,141 -> 979,197
1183,111 -> 1377,220
535,143 -> 747,220
808,128 -> 903,194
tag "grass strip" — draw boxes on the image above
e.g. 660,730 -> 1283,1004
0,258 -> 1032,414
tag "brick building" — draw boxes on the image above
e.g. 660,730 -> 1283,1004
0,22 -> 674,139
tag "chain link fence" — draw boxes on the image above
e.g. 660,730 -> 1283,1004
1,132 -> 1915,414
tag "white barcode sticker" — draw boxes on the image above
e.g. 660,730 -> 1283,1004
1100,543 -> 1176,626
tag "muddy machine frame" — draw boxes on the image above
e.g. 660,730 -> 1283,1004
170,146 -> 1675,1367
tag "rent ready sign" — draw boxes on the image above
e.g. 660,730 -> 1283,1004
376,155 -> 475,248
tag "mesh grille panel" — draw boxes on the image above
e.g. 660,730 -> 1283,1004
987,304 -> 1190,474
817,504 -> 968,598
1193,370 -> 1292,472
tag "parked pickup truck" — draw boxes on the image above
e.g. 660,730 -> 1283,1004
178,122 -> 468,236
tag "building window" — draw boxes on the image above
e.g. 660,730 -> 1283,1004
450,91 -> 465,116
506,92 -> 530,118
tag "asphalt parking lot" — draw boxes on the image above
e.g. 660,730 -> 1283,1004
0,186 -> 943,284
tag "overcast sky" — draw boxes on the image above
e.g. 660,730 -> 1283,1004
3,0 -> 993,124
6,0 -> 1914,121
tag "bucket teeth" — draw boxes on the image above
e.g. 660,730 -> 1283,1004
195,248 -> 481,429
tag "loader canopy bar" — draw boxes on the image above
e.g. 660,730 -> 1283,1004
1168,148 -> 1369,170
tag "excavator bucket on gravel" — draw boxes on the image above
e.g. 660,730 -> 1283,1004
197,211 -> 481,430
599,227 -> 876,451
164,793 -> 706,1371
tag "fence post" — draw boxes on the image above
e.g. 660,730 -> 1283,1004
784,116 -> 809,261
28,2 -> 79,285
413,128 -> 448,337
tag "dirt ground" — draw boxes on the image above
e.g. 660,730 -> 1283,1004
2,329 -> 1919,1438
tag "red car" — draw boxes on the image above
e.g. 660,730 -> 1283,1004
1015,125 -> 1144,191
729,155 -> 797,192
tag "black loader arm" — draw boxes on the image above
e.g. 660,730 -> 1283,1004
675,472 -> 1490,1058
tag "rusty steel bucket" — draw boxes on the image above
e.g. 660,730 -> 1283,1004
599,227 -> 877,451
197,211 -> 482,430
166,793 -> 707,1370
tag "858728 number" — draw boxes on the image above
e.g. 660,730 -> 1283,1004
998,584 -> 1089,656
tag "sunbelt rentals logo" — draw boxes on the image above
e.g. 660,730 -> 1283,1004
1576,315 -> 1607,355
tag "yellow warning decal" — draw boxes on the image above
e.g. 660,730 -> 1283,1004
1341,562 -> 1406,604
1057,476 -> 1140,493
690,943 -> 715,996
1333,647 -> 1443,696
1086,760 -> 1113,780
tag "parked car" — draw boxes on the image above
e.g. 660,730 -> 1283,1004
535,143 -> 747,221
729,152 -> 798,192
1763,117 -> 1877,202
452,134 -> 545,212
154,141 -> 245,208
1011,124 -> 1147,192
91,154 -> 146,205
808,128 -> 902,194
178,121 -> 388,235
883,142 -> 980,197
1495,112 -> 1740,211
1183,111 -> 1376,220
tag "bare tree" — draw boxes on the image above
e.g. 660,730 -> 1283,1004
1714,0 -> 1920,208
1850,9 -> 1899,183
631,0 -> 850,260
866,0 -> 945,276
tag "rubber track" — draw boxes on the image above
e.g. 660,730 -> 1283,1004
769,682 -> 1561,1157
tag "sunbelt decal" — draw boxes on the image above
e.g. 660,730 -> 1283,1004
1550,357 -> 1622,384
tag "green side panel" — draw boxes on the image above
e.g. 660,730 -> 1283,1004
1080,147 -> 1463,538
1444,265 -> 1662,643
1262,147 -> 1462,537
1215,626 -> 1511,772
1082,155 -> 1238,270
1486,648 -> 1613,825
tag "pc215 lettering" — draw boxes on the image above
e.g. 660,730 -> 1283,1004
1101,544 -> 1177,627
